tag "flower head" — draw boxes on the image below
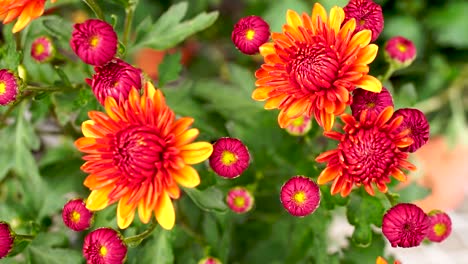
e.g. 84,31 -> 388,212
426,210 -> 452,243
392,108 -> 429,153
70,19 -> 118,66
209,137 -> 250,179
82,228 -> 127,264
382,203 -> 429,248
384,36 -> 417,67
75,82 -> 213,230
343,0 -> 384,42
253,3 -> 382,131
31,36 -> 55,63
280,176 -> 320,217
0,0 -> 57,33
226,187 -> 254,214
198,257 -> 222,264
350,87 -> 393,119
0,69 -> 20,106
0,222 -> 14,259
86,58 -> 142,105
316,107 -> 416,196
285,115 -> 312,136
62,198 -> 94,231
231,15 -> 270,55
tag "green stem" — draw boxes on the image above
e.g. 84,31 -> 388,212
15,234 -> 35,242
122,0 -> 138,47
82,0 -> 105,20
0,92 -> 33,128
24,85 -> 65,92
384,191 -> 399,207
123,219 -> 158,247
381,63 -> 395,82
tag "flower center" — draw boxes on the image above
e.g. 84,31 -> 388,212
221,150 -> 237,166
71,210 -> 81,223
288,38 -> 339,91
99,245 -> 108,257
397,43 -> 407,52
293,191 -> 306,205
246,29 -> 255,40
34,43 -> 45,55
89,35 -> 100,48
359,19 -> 366,26
0,81 -> 6,95
234,196 -> 246,207
366,101 -> 376,108
292,116 -> 305,127
433,223 -> 447,236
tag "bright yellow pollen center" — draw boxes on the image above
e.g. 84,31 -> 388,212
366,102 -> 376,108
293,191 -> 306,204
397,43 -> 407,52
434,223 -> 447,236
35,43 -> 45,55
89,35 -> 99,48
234,196 -> 246,207
246,29 -> 255,40
71,211 -> 81,223
221,150 -> 237,166
99,245 -> 108,257
0,82 -> 6,95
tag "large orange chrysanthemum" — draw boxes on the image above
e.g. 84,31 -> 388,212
252,3 -> 382,131
75,82 -> 213,230
0,0 -> 56,33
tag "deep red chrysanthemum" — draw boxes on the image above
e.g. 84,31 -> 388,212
316,107 -> 416,196
31,36 -> 55,63
343,0 -> 384,42
231,15 -> 270,55
70,19 -> 118,66
75,82 -> 213,230
0,0 -> 57,33
350,87 -> 393,119
426,210 -> 452,243
285,115 -> 312,136
86,58 -> 142,105
198,257 -> 222,264
0,69 -> 20,106
83,228 -> 127,264
384,36 -> 416,66
253,3 -> 382,131
226,187 -> 254,214
382,203 -> 429,248
280,176 -> 320,217
62,199 -> 94,231
0,222 -> 14,259
209,137 -> 250,179
392,108 -> 429,153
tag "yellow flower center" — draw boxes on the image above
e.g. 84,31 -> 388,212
99,245 -> 108,256
433,223 -> 447,236
71,210 -> 81,223
366,102 -> 376,108
293,191 -> 306,204
246,29 -> 255,40
35,43 -> 45,55
359,19 -> 366,26
292,116 -> 305,127
234,196 -> 246,207
221,150 -> 237,166
0,81 -> 6,95
89,35 -> 100,48
397,43 -> 407,52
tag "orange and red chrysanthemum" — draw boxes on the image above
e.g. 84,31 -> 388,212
252,3 -> 382,131
75,82 -> 213,230
316,107 -> 416,196
0,0 -> 57,33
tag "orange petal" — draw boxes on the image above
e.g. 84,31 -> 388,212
328,6 -> 345,34
355,44 -> 378,65
175,128 -> 199,147
396,137 -> 414,148
84,174 -> 116,189
74,137 -> 97,149
376,181 -> 388,193
104,96 -> 122,121
376,256 -> 389,264
286,10 -> 303,28
340,181 -> 353,197
138,199 -> 153,224
320,110 -> 335,131
155,191 -> 175,230
311,3 -> 327,28
355,75 -> 382,93
179,142 -> 213,164
331,177 -> 345,195
86,185 -> 114,211
375,106 -> 394,127
390,168 -> 407,182
259,43 -> 275,56
315,149 -> 339,163
252,87 -> 272,101
285,99 -> 308,119
364,183 -> 375,196
171,117 -> 194,136
82,120 -> 104,138
171,165 -> 200,188
264,95 -> 287,109
338,19 -> 356,40
348,29 -> 371,51
117,194 -> 137,229
317,165 -> 341,184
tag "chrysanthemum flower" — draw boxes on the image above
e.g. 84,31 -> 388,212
82,228 -> 127,264
209,137 -> 250,179
252,3 -> 382,131
0,0 -> 57,33
285,115 -> 312,136
384,36 -> 417,67
75,82 -> 213,230
62,199 -> 94,231
30,36 -> 55,63
280,176 -> 320,217
343,0 -> 384,42
382,203 -> 429,248
70,19 -> 118,66
231,15 -> 270,55
86,58 -> 142,105
316,107 -> 415,196
350,87 -> 393,119
0,69 -> 20,106
392,108 -> 429,153
426,210 -> 452,243
198,257 -> 222,264
376,256 -> 401,264
226,187 -> 254,214
0,222 -> 14,259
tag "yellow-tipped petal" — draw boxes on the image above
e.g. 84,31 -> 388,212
175,128 -> 199,147
311,3 -> 327,27
355,44 -> 378,65
172,165 -> 200,188
317,165 -> 341,184
286,10 -> 303,28
145,81 -> 156,99
171,117 -> 194,136
86,186 -> 113,211
252,87 -> 272,101
155,192 -> 175,230
259,43 -> 275,56
355,75 -> 382,93
179,142 -> 213,164
349,29 -> 372,50
104,96 -> 121,121
391,168 -> 407,182
138,200 -> 153,224
329,6 -> 345,34
321,110 -> 335,131
81,120 -> 104,138
264,95 -> 287,109
117,195 -> 136,229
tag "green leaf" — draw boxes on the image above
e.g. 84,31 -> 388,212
351,224 -> 372,247
183,186 -> 228,213
397,182 -> 431,203
27,247 -> 82,264
42,16 -> 73,41
140,229 -> 174,264
347,192 -> 384,227
342,232 -> 386,264
158,52 -> 182,87
426,2 -> 468,48
0,24 -> 21,70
